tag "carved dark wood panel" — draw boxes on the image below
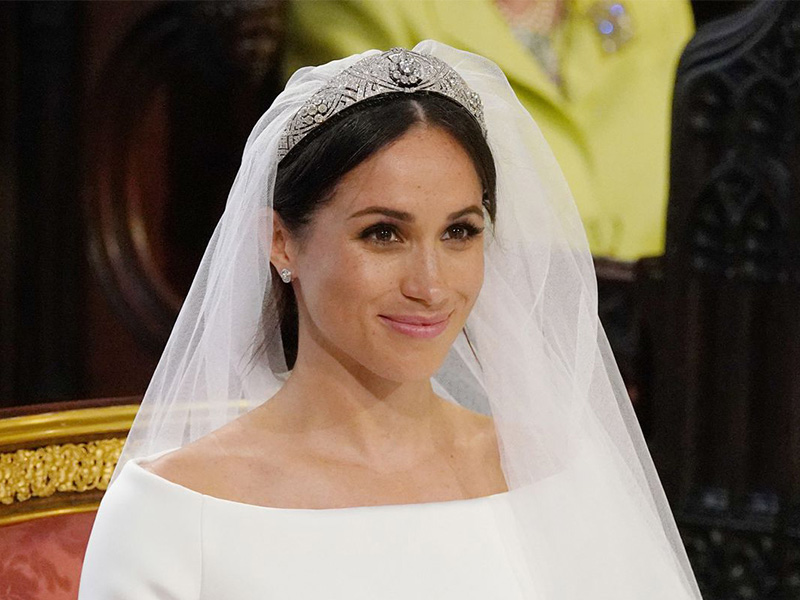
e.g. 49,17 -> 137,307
84,1 -> 285,354
1,2 -> 286,403
681,509 -> 800,599
643,1 -> 800,596
666,2 -> 800,284
691,1 -> 754,29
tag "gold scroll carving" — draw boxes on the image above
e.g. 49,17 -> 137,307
0,439 -> 125,505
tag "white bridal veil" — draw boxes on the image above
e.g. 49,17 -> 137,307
116,41 -> 701,599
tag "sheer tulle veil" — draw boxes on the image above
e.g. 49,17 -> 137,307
115,40 -> 701,599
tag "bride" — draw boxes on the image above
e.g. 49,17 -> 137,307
79,42 -> 701,599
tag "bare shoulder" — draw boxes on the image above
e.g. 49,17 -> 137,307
467,411 -> 502,459
437,399 -> 506,494
439,399 -> 500,456
141,410 -> 299,504
142,433 -> 231,497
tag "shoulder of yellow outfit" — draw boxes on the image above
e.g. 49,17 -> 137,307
284,0 -> 419,84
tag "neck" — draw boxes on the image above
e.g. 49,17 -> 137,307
265,324 -> 447,466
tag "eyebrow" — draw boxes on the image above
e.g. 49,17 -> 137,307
348,205 -> 485,222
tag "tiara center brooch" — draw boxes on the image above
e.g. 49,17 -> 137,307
278,48 -> 486,160
390,53 -> 423,87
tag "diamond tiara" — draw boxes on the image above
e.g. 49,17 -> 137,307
278,48 -> 486,160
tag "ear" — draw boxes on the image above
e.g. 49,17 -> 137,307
270,211 -> 296,275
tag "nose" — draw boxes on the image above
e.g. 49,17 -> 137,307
399,244 -> 447,306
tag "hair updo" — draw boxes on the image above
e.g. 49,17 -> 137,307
267,92 -> 497,368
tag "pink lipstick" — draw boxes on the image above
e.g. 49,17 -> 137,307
378,313 -> 451,339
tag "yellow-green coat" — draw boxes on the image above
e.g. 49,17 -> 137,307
286,0 -> 694,259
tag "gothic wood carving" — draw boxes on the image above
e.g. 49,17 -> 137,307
646,2 -> 800,596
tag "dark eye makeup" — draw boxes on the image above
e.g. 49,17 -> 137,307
357,220 -> 484,246
442,222 -> 484,241
359,223 -> 403,244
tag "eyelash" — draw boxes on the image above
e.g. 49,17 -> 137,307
359,221 -> 484,246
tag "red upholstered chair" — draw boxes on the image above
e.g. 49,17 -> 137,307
0,398 -> 138,599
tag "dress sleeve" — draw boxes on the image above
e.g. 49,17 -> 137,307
78,462 -> 203,600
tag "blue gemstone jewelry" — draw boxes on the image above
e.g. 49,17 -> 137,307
588,1 -> 634,53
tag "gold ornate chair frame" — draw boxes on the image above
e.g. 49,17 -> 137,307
0,397 -> 139,526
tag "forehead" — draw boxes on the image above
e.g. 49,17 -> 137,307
327,125 -> 484,217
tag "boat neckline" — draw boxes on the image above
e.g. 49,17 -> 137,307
128,454 -> 511,513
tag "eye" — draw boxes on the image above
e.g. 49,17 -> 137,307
442,222 -> 484,242
360,223 -> 402,245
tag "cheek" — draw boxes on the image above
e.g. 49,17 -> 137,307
451,247 -> 485,309
297,241 -> 396,326
470,251 -> 485,297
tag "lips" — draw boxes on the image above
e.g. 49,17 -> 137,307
378,313 -> 451,339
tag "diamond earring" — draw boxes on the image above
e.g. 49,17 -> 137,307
279,268 -> 292,283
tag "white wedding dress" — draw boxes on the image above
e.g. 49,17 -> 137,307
78,456 -> 530,599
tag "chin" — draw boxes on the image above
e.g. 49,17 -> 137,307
313,311 -> 464,384
362,356 -> 446,385
356,336 -> 455,384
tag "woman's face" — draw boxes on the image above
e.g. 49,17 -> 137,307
281,124 -> 486,382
